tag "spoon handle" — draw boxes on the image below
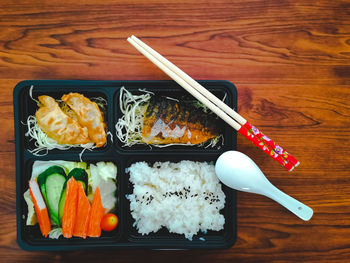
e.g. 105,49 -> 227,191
263,184 -> 313,221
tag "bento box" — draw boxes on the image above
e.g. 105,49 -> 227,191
14,80 -> 237,250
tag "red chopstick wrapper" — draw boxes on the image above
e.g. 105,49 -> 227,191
243,122 -> 300,168
238,125 -> 296,171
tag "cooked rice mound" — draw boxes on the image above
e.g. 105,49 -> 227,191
127,161 -> 226,240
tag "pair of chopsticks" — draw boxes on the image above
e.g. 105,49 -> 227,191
127,35 -> 299,171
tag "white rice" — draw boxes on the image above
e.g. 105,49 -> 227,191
127,160 -> 226,240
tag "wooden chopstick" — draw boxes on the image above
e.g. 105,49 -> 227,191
129,35 -> 299,169
130,35 -> 247,125
127,36 -> 299,171
130,36 -> 300,169
127,37 -> 242,130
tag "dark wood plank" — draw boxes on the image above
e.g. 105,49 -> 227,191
0,1 -> 349,84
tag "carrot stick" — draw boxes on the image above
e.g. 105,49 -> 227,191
62,177 -> 79,238
29,180 -> 51,237
73,183 -> 91,239
87,187 -> 105,237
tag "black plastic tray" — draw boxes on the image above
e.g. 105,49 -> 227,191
14,80 -> 237,251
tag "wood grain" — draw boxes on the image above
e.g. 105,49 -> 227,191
1,0 -> 350,262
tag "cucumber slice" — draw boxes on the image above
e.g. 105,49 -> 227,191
68,168 -> 88,193
37,166 -> 66,204
45,173 -> 66,225
63,162 -> 88,174
58,181 -> 67,224
36,165 -> 66,225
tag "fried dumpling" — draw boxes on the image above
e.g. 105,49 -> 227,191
61,93 -> 106,147
35,95 -> 90,145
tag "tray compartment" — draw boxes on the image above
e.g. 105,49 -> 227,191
17,157 -> 123,250
122,153 -> 236,249
15,81 -> 118,155
113,81 -> 236,153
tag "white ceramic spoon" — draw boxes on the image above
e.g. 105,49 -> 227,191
215,151 -> 313,221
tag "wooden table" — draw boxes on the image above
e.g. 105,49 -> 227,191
1,0 -> 349,262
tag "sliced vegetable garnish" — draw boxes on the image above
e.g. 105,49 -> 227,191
73,183 -> 91,239
45,171 -> 66,225
23,189 -> 37,225
89,162 -> 117,213
67,168 -> 88,194
58,181 -> 67,224
29,180 -> 51,237
62,177 -> 79,238
87,187 -> 105,238
37,166 -> 66,208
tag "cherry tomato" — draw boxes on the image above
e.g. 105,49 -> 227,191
101,213 -> 118,231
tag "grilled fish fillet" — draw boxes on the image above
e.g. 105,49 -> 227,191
141,96 -> 219,145
35,95 -> 90,145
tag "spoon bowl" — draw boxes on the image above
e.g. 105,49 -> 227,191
215,151 -> 313,221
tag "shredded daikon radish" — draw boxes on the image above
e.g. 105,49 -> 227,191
25,115 -> 95,156
48,228 -> 62,239
115,87 -> 151,146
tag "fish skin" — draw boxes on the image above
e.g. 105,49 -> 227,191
142,96 -> 220,145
